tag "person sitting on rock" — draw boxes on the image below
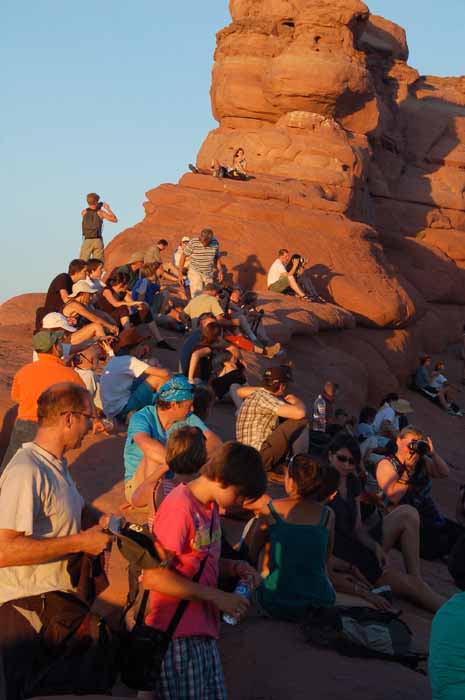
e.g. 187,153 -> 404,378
61,280 -> 118,350
123,374 -> 222,504
36,258 -> 88,328
235,365 -> 309,474
267,248 -> 310,300
326,433 -> 444,613
287,253 -> 325,303
376,425 -> 465,560
188,147 -> 250,180
414,354 -> 461,415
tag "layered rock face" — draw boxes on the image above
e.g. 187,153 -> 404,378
104,0 -> 465,389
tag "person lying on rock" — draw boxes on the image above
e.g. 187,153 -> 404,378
376,425 -> 465,560
123,374 -> 222,506
414,353 -> 463,415
235,365 -> 309,474
267,248 -> 313,300
219,285 -> 274,347
326,433 -> 445,613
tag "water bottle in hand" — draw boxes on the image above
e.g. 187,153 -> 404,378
223,579 -> 252,626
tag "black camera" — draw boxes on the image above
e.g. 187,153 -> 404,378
408,439 -> 430,457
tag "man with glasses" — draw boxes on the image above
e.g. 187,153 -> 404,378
123,374 -> 222,504
235,365 -> 308,473
0,383 -> 114,699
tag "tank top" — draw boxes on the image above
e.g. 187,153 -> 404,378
257,501 -> 335,620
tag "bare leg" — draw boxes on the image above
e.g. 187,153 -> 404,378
378,568 -> 445,613
382,505 -> 421,575
288,274 -> 306,298
71,322 -> 106,344
437,388 -> 450,410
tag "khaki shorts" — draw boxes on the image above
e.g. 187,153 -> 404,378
268,277 -> 290,294
124,473 -> 139,503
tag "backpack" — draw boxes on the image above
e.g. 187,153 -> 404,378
302,606 -> 426,670
82,207 -> 103,239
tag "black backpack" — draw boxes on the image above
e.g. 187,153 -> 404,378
302,606 -> 427,670
82,207 -> 103,239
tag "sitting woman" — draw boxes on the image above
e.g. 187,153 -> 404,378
62,279 -> 118,351
414,354 -> 460,414
247,455 -> 336,621
187,321 -> 246,399
327,433 -> 444,612
97,270 -> 174,350
376,425 -> 464,560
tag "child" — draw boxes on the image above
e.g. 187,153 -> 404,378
142,441 -> 267,700
86,258 -> 106,293
247,454 -> 336,620
132,262 -> 167,315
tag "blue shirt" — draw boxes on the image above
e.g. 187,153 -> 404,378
123,404 -> 208,481
429,592 -> 465,700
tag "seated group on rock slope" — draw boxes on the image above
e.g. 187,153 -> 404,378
1,196 -> 465,699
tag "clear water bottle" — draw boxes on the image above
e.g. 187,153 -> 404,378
223,579 -> 252,625
312,394 -> 326,432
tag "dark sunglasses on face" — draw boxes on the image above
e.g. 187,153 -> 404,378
335,453 -> 355,465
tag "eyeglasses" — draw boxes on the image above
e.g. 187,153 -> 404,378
335,453 -> 355,465
61,411 -> 94,422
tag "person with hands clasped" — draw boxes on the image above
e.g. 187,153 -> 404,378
141,442 -> 267,700
327,433 -> 445,613
377,426 -> 464,560
0,383 -> 116,700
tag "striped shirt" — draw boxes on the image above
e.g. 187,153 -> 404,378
184,237 -> 219,275
236,388 -> 284,451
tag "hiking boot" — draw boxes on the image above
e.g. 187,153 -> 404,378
157,339 -> 176,351
188,163 -> 199,174
263,342 -> 281,358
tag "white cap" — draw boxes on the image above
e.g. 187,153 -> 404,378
68,280 -> 99,297
181,236 -> 190,242
42,312 -> 77,333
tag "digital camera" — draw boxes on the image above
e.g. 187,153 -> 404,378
408,439 -> 430,457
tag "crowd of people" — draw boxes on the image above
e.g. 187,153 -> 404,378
0,190 -> 464,699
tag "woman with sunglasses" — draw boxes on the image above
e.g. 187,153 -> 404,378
327,433 -> 444,612
247,454 -> 336,621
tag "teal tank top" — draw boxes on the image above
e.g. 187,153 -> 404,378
257,501 -> 336,621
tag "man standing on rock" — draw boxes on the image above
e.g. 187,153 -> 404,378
0,382 -> 113,699
80,192 -> 118,262
178,228 -> 222,297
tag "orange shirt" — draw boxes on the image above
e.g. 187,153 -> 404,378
11,354 -> 86,422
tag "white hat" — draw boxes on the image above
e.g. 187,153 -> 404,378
181,236 -> 190,242
42,312 -> 76,333
68,280 -> 99,297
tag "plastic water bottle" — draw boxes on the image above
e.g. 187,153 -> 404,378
223,579 -> 252,625
312,394 -> 326,432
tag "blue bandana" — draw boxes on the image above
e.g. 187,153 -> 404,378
158,374 -> 194,403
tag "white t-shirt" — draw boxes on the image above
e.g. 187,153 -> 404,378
100,355 -> 149,418
0,443 -> 85,603
373,404 -> 398,433
431,373 -> 447,389
267,259 -> 288,287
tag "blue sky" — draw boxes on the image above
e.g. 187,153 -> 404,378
2,0 -> 464,302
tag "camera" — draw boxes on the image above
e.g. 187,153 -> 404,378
408,439 -> 430,457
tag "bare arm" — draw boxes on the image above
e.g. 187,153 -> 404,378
59,288 -> 71,304
376,459 -> 408,504
145,366 -> 170,388
276,394 -> 306,420
102,288 -> 128,309
133,432 -> 167,464
65,301 -> 118,334
131,463 -> 169,508
0,527 -> 111,567
426,447 -> 449,479
188,347 -> 212,383
177,253 -> 186,280
98,203 -> 118,223
204,428 -> 222,456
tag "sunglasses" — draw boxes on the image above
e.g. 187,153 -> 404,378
335,453 -> 355,465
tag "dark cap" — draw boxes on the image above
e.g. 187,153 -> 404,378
116,522 -> 162,569
263,364 -> 293,387
204,283 -> 220,293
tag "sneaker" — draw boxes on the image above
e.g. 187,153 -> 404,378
263,342 -> 281,358
188,163 -> 198,174
156,339 -> 176,351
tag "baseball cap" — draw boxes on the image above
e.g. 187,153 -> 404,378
158,374 -> 194,403
181,236 -> 190,242
116,522 -> 163,569
42,312 -> 76,333
263,365 -> 293,387
129,251 -> 144,264
32,329 -> 64,353
68,280 -> 99,297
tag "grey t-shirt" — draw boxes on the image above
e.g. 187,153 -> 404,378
0,442 -> 85,604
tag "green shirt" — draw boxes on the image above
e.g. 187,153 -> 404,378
430,592 -> 465,700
